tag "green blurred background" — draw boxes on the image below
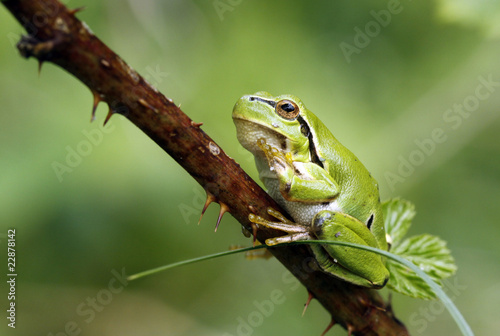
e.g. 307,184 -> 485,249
1,0 -> 499,335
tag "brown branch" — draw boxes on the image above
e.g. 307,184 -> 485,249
2,1 -> 409,335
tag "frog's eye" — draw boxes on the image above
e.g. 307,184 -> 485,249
276,100 -> 300,120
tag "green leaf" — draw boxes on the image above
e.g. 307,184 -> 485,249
386,234 -> 457,299
382,199 -> 458,300
393,234 -> 457,281
386,258 -> 435,299
382,198 -> 416,245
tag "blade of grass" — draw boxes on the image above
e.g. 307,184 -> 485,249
127,245 -> 265,281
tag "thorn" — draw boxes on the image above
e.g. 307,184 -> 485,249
371,304 -> 387,312
68,7 -> 85,15
347,324 -> 354,336
37,60 -> 43,76
198,192 -> 217,225
215,203 -> 229,232
302,291 -> 314,317
191,121 -> 203,127
90,90 -> 101,123
358,296 -> 386,313
103,107 -> 114,126
100,59 -> 111,68
320,318 -> 336,336
251,223 -> 258,247
138,98 -> 158,113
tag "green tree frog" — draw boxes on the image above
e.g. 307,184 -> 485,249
232,92 -> 389,288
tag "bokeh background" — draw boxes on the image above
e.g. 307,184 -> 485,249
1,0 -> 499,335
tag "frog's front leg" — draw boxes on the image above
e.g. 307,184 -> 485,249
257,139 -> 339,202
249,208 -> 312,245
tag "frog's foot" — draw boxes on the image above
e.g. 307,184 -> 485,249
249,208 -> 311,246
256,139 -> 295,178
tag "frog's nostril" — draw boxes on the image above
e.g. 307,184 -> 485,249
249,96 -> 255,101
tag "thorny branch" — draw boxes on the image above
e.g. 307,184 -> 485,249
1,1 -> 409,335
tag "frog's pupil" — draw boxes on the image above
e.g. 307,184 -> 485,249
282,103 -> 295,112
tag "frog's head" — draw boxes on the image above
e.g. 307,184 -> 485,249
232,92 -> 312,160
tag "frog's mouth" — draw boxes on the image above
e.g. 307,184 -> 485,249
232,118 -> 289,154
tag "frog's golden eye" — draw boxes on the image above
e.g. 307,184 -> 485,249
276,100 -> 300,120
